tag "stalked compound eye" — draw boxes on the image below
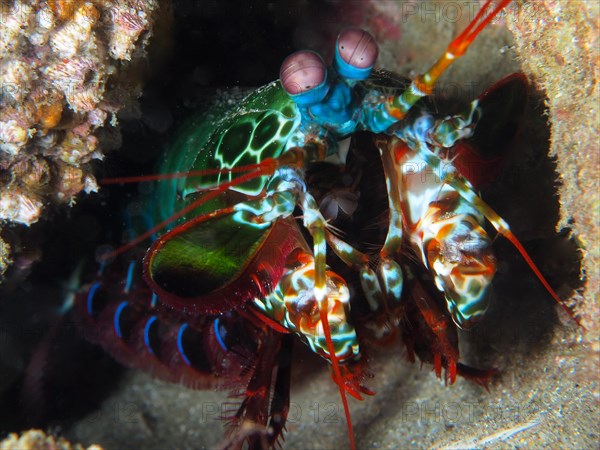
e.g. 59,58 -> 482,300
335,28 -> 378,80
280,50 -> 329,105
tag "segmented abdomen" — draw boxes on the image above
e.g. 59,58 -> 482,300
74,256 -> 258,390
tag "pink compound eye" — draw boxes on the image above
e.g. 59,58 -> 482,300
337,28 -> 378,69
280,51 -> 327,95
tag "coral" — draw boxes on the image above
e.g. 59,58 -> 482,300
0,429 -> 102,450
0,235 -> 10,275
0,0 -> 159,277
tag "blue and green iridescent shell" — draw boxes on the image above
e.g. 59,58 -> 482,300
154,81 -> 302,224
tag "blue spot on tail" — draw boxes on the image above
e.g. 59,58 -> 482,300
144,316 -> 158,356
114,301 -> 129,339
177,323 -> 191,366
124,261 -> 136,294
86,282 -> 102,316
213,318 -> 227,352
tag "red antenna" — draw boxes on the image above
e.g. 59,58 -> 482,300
99,158 -> 281,261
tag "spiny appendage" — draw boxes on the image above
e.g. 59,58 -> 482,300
431,153 -> 582,328
251,195 -> 375,443
405,270 -> 497,388
386,0 -> 513,119
371,140 -> 407,306
299,190 -> 360,450
409,273 -> 460,384
420,198 -> 496,329
253,251 -> 360,365
385,138 -> 495,329
215,332 -> 287,449
314,139 -> 406,319
324,230 -> 393,313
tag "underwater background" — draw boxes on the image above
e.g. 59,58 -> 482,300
0,1 -> 597,448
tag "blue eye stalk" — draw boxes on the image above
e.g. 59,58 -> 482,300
280,28 -> 379,139
334,48 -> 375,81
288,71 -> 331,106
335,27 -> 378,80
